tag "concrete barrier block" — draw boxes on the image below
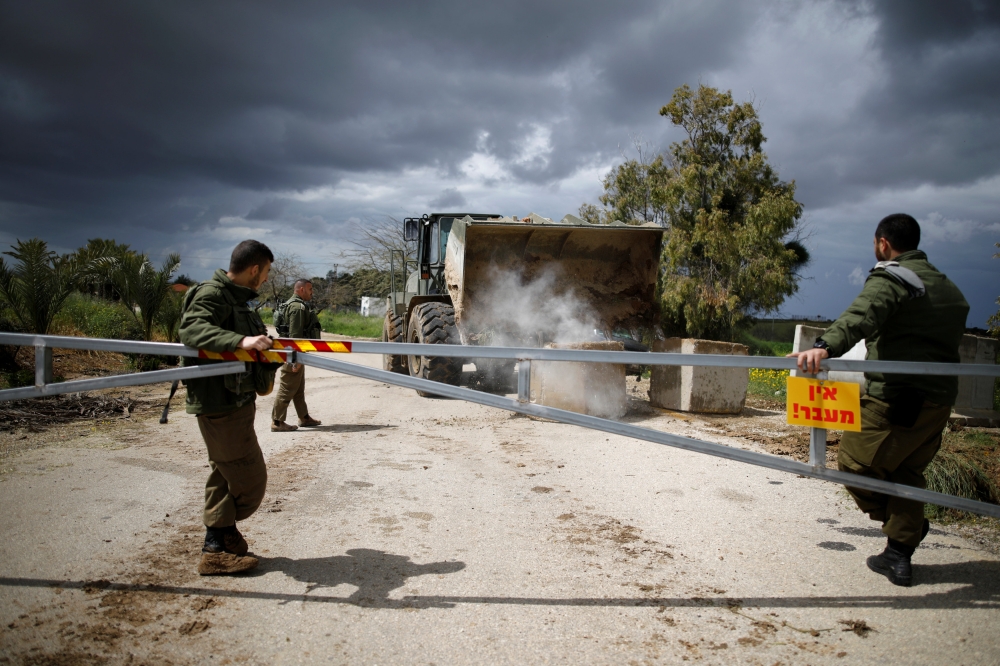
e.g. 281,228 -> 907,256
957,335 -> 999,410
648,338 -> 749,414
530,341 -> 627,419
792,325 -> 867,393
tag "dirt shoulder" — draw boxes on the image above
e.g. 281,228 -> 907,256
1,350 -> 998,664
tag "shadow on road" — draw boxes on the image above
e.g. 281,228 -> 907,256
260,548 -> 466,607
300,424 -> 395,433
2,558 -> 998,609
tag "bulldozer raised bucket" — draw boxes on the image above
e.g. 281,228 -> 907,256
444,214 -> 664,341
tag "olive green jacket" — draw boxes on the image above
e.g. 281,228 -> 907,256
284,294 -> 322,339
819,250 -> 969,406
179,269 -> 272,415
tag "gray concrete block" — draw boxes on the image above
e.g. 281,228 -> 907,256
648,338 -> 749,414
956,335 -> 999,410
530,341 -> 627,419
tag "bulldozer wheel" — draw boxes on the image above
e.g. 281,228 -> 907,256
382,311 -> 407,374
407,302 -> 462,396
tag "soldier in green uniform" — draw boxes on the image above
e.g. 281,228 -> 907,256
271,278 -> 323,432
179,240 -> 279,575
790,214 -> 969,586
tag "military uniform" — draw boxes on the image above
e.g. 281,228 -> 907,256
819,250 -> 969,548
272,294 -> 323,425
179,269 -> 278,531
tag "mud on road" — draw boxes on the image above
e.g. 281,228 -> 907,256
1,349 -> 998,665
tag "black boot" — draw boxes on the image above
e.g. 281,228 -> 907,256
203,526 -> 228,554
867,539 -> 914,587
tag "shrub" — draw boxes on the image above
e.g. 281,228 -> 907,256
58,293 -> 142,340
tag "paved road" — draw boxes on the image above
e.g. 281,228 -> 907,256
1,345 -> 998,664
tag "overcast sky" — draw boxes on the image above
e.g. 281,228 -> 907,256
1,0 -> 998,326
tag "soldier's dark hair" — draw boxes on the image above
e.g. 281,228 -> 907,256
875,214 -> 920,252
294,279 -> 312,289
229,240 -> 274,274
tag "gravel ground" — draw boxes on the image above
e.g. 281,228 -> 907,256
1,344 -> 998,665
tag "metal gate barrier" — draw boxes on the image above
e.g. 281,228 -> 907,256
2,331 -> 1000,519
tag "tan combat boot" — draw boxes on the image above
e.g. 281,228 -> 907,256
298,415 -> 322,427
271,420 -> 298,432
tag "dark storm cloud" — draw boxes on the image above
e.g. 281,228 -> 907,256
784,0 -> 1000,207
0,1 -> 998,322
428,188 -> 466,210
0,0 -> 758,236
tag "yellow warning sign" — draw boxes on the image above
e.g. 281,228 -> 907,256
786,376 -> 862,432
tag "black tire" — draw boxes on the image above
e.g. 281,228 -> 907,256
382,311 -> 407,374
407,302 -> 462,396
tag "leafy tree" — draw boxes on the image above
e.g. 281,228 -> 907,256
72,238 -> 133,299
656,85 -> 806,340
598,139 -> 671,226
590,85 -> 807,341
577,203 -> 607,225
96,252 -> 181,341
0,238 -> 78,334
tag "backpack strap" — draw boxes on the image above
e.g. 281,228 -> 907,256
869,261 -> 925,298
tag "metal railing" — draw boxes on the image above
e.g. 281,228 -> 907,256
2,332 -> 999,519
0,333 -> 246,400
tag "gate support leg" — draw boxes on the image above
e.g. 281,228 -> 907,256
809,427 -> 827,469
35,344 -> 52,387
517,360 -> 531,403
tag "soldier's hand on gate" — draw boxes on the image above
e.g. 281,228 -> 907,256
240,335 -> 274,351
787,348 -> 828,375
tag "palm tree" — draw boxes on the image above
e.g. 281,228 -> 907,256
97,252 -> 182,341
72,238 -> 133,299
0,238 -> 78,334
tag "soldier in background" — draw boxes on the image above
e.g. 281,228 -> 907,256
271,278 -> 323,432
790,214 -> 968,587
179,240 -> 278,575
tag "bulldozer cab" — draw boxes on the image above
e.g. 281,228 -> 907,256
390,213 -> 501,318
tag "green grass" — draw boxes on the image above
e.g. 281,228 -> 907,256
318,311 -> 382,338
261,306 -> 381,337
741,332 -> 792,357
925,429 -> 1000,521
741,332 -> 792,404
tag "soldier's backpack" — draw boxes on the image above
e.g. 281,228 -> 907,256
273,300 -> 291,336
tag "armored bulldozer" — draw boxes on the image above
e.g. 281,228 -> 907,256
382,212 -> 664,394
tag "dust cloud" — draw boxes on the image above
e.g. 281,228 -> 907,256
475,266 -> 600,345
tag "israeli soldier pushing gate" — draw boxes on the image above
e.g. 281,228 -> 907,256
178,239 -> 279,575
790,213 -> 969,587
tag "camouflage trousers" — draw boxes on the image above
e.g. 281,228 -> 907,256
271,363 -> 309,423
197,401 -> 267,528
838,396 -> 950,547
